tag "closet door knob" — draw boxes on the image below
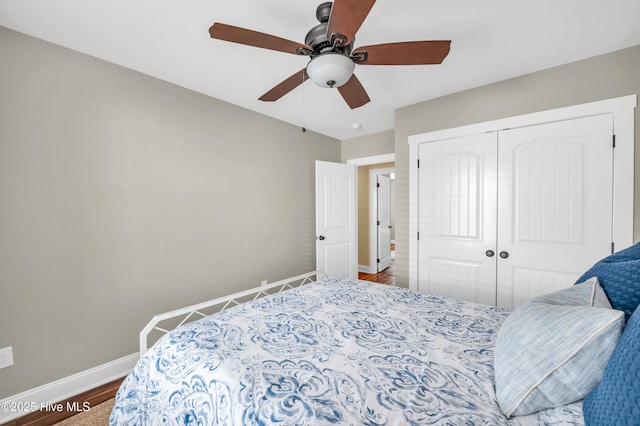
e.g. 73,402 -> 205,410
485,250 -> 495,257
318,235 -> 325,240
499,251 -> 510,259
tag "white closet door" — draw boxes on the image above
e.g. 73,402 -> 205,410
496,114 -> 614,309
418,132 -> 498,306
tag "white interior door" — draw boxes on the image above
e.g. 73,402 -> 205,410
496,114 -> 614,309
315,161 -> 357,279
417,132 -> 498,306
377,175 -> 391,271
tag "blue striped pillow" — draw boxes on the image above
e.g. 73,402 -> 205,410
494,281 -> 624,418
536,277 -> 610,308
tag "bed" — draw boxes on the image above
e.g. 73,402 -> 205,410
110,245 -> 640,426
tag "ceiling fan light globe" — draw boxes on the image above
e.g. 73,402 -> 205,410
306,53 -> 355,88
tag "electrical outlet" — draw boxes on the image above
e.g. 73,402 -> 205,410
0,346 -> 14,369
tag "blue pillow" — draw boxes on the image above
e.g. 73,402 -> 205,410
583,305 -> 640,425
576,243 -> 640,320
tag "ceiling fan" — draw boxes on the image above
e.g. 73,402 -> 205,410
209,0 -> 451,109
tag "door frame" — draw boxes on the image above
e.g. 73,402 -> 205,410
371,167 -> 394,272
408,94 -> 637,292
347,154 -> 395,274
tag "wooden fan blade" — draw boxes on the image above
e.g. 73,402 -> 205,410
210,23 -> 312,55
259,69 -> 309,102
326,0 -> 376,46
338,74 -> 370,109
354,40 -> 451,65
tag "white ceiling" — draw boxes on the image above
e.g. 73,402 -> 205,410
2,0 -> 640,140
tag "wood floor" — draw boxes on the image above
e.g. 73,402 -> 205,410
358,249 -> 395,285
1,377 -> 124,426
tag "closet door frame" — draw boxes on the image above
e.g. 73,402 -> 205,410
408,94 -> 637,292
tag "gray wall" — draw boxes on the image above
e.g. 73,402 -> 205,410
393,45 -> 640,288
341,130 -> 395,162
0,27 -> 340,398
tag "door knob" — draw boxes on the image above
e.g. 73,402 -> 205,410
485,250 -> 495,257
499,251 -> 509,259
318,235 -> 325,240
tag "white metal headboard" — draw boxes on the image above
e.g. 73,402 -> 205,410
139,270 -> 323,355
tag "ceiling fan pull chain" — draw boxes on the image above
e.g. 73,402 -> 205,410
301,69 -> 307,133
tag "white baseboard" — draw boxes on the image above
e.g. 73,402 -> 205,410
358,264 -> 376,274
0,353 -> 138,423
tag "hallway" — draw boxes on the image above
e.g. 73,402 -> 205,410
358,244 -> 395,285
358,259 -> 395,285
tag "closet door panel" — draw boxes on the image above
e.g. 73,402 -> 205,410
510,267 -> 580,308
496,114 -> 614,309
418,132 -> 498,305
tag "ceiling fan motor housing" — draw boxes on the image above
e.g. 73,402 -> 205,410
305,2 -> 352,57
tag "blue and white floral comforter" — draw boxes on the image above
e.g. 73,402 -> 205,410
110,278 -> 584,425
